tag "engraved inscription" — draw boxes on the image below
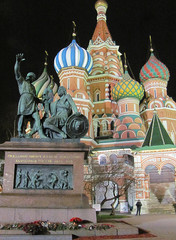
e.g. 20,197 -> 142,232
7,153 -> 80,163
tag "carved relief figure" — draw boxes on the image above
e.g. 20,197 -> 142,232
29,170 -> 43,189
15,169 -> 22,188
47,172 -> 58,189
59,170 -> 70,189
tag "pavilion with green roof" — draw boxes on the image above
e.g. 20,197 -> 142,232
136,110 -> 176,151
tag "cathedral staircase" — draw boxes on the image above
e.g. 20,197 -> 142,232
148,191 -> 175,214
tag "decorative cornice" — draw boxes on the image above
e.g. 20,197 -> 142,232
88,41 -> 120,54
59,67 -> 89,78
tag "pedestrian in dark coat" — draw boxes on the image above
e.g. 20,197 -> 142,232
136,200 -> 142,215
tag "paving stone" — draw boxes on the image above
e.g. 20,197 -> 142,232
118,228 -> 138,236
0,235 -> 72,240
95,228 -> 117,236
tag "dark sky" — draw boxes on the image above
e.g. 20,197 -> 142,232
0,0 -> 176,117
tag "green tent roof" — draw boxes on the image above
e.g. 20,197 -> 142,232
142,111 -> 174,147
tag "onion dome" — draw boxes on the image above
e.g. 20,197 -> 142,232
112,68 -> 144,101
54,39 -> 93,74
33,66 -> 58,99
139,52 -> 170,83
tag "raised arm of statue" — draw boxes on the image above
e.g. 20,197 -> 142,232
14,53 -> 25,80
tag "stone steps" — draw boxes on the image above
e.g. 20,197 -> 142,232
148,191 -> 175,214
149,206 -> 175,214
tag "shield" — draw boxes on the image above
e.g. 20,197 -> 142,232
65,113 -> 89,138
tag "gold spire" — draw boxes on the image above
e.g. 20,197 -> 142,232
92,0 -> 113,44
95,0 -> 108,22
149,35 -> 154,53
124,52 -> 128,71
44,50 -> 48,66
95,0 -> 108,11
50,75 -> 54,89
72,21 -> 76,38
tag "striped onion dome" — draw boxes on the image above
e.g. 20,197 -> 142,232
54,39 -> 93,74
139,53 -> 170,83
112,69 -> 144,101
32,66 -> 58,99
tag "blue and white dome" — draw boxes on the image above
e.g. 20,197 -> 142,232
54,39 -> 93,74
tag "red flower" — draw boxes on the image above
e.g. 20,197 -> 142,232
69,217 -> 82,223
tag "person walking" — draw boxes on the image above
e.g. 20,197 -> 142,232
136,200 -> 142,215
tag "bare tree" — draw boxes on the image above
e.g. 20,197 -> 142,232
84,157 -> 134,215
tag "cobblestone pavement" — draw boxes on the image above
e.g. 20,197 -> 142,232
121,214 -> 176,240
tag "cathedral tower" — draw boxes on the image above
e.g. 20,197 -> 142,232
112,59 -> 145,147
54,25 -> 94,138
87,0 -> 123,138
140,38 -> 176,144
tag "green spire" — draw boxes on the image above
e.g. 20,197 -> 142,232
142,111 -> 174,147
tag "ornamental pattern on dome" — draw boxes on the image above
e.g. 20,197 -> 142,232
112,70 -> 144,101
32,67 -> 58,99
113,115 -> 146,139
54,39 -> 93,74
139,53 -> 170,82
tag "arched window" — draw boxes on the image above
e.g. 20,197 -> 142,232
96,93 -> 100,101
67,78 -> 70,89
94,90 -> 101,102
98,154 -> 107,165
154,89 -> 157,98
109,154 -> 118,164
111,121 -> 114,130
94,121 -> 100,137
77,78 -> 80,89
125,104 -> 128,112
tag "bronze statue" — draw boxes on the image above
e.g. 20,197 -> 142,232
14,53 -> 47,138
14,53 -> 89,140
43,86 -> 81,139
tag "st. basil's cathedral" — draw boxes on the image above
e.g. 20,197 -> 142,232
32,0 -> 176,214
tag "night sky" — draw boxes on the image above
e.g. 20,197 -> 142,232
0,0 -> 176,141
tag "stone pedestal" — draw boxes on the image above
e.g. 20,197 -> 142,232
0,139 -> 96,223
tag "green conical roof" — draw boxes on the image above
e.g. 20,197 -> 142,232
142,111 -> 174,147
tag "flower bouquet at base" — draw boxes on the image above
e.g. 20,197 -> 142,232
23,221 -> 49,235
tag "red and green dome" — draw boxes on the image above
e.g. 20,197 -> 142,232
112,70 -> 144,101
139,53 -> 170,83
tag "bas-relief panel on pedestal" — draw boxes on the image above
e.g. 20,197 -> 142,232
14,164 -> 73,190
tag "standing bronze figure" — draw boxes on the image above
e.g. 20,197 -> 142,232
14,53 -> 46,138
